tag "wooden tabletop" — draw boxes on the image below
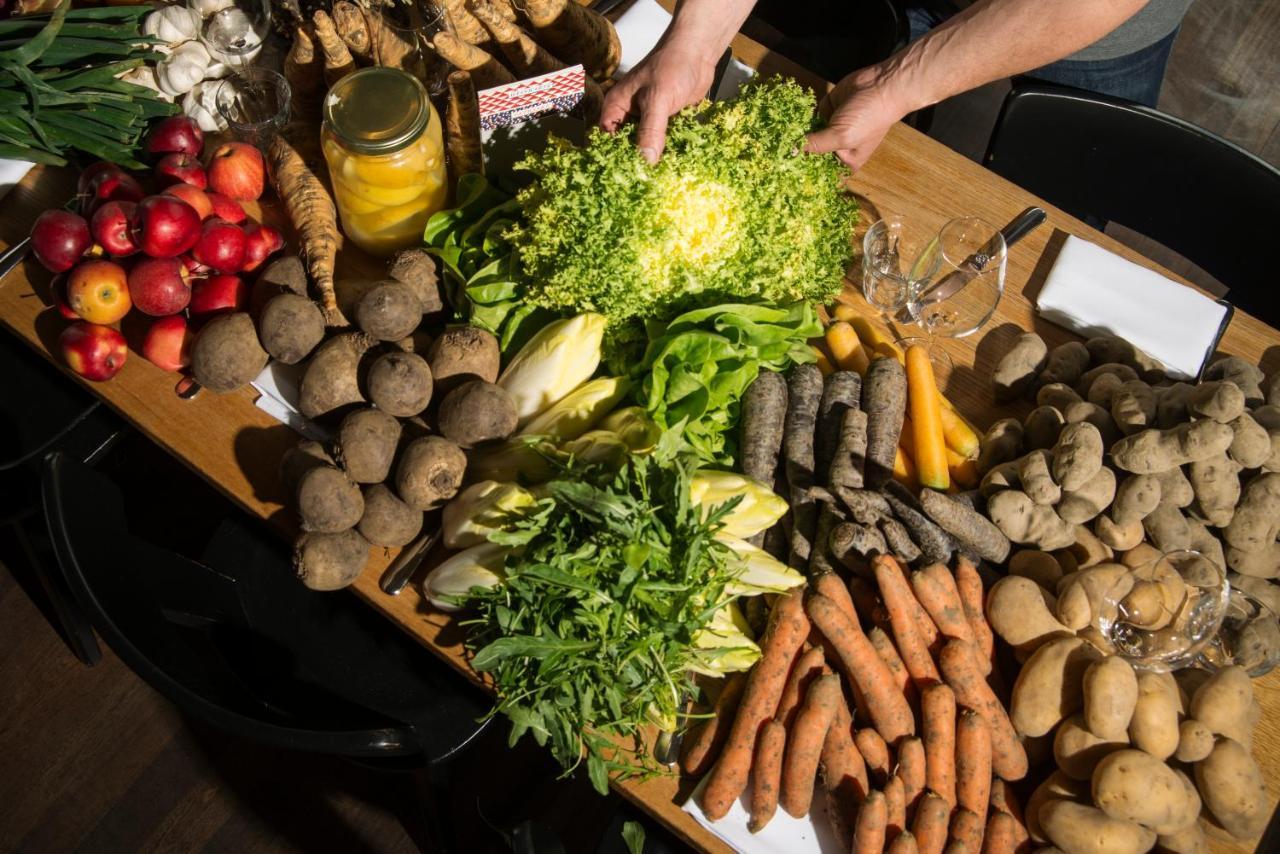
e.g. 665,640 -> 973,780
3,31 -> 1278,854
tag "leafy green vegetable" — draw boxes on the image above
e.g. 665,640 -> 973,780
509,78 -> 858,360
458,456 -> 749,794
635,301 -> 821,464
622,820 -> 646,854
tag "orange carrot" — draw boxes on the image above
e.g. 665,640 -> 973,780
982,812 -> 1018,854
867,626 -> 915,703
827,321 -> 871,374
944,842 -> 972,854
775,646 -> 826,731
849,576 -> 892,632
955,709 -> 992,820
989,779 -> 1031,852
921,684 -> 957,807
856,727 -> 892,781
875,554 -> 940,647
748,719 -> 787,833
885,774 -> 907,839
873,555 -> 941,686
937,640 -> 1027,781
939,404 -> 981,458
906,344 -> 949,490
680,671 -> 747,777
950,807 -> 985,852
701,588 -> 810,820
889,830 -> 921,854
897,736 -> 927,811
913,791 -> 952,854
911,563 -> 974,643
821,690 -> 870,811
781,673 -> 841,817
814,571 -> 859,624
805,593 -> 916,744
853,790 -> 889,854
954,557 -> 995,669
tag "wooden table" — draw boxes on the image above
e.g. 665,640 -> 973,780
3,32 -> 1277,854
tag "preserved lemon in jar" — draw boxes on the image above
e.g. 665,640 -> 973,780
321,68 -> 446,256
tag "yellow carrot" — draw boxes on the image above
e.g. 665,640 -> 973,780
894,444 -> 917,490
946,448 -> 978,489
851,316 -> 903,361
826,321 -> 870,374
939,404 -> 980,457
814,347 -> 836,376
832,302 -> 859,323
906,344 -> 949,490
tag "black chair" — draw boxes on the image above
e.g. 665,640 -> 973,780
984,79 -> 1280,325
41,450 -> 492,848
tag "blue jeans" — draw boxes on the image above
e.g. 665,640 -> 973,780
905,6 -> 1178,107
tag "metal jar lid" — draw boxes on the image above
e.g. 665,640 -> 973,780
323,67 -> 429,156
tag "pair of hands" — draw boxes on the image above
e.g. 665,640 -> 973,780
599,43 -> 906,169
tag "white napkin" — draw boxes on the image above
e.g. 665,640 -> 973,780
613,0 -> 672,75
681,774 -> 838,854
1036,235 -> 1228,379
0,159 -> 35,203
251,361 -> 329,441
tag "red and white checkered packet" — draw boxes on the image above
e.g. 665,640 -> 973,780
476,65 -> 587,184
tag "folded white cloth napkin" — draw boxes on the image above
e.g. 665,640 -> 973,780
0,159 -> 35,203
251,361 -> 329,441
681,775 -> 835,854
613,0 -> 756,98
1036,235 -> 1228,379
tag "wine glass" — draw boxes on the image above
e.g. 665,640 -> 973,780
1097,549 -> 1230,672
907,216 -> 1006,339
192,0 -> 271,73
861,215 -> 941,329
215,68 -> 290,148
1196,586 -> 1280,676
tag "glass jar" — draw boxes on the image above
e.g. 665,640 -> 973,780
321,68 -> 447,256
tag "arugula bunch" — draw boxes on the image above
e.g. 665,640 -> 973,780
461,456 -> 745,794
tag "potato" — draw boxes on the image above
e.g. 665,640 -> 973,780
1064,401 -> 1121,446
1128,671 -> 1179,760
395,435 -> 467,510
987,490 -> 1077,550
1058,466 -> 1116,524
1052,422 -> 1104,492
436,380 -> 518,447
1019,449 -> 1062,505
1091,749 -> 1192,833
1227,413 -> 1271,469
1223,472 -> 1280,554
1053,713 -> 1125,781
298,331 -> 375,420
1110,421 -> 1235,474
978,417 -> 1025,475
1174,719 -> 1215,763
986,575 -> 1072,656
190,312 -> 270,393
1155,382 -> 1195,428
1195,737 -> 1268,840
1038,800 -> 1155,854
1187,380 -> 1246,423
1025,405 -> 1067,450
367,350 -> 433,417
1111,380 -> 1158,436
337,407 -> 401,483
296,465 -> 364,533
994,332 -> 1048,401
1009,549 -> 1064,590
1038,382 -> 1083,411
1187,453 -> 1241,528
355,280 -> 422,341
1094,515 -> 1143,551
293,528 -> 369,591
1066,524 -> 1114,569
1039,341 -> 1091,388
357,483 -> 423,547
1010,636 -> 1099,737
1111,474 -> 1161,525
1058,562 -> 1131,632
1079,363 -> 1139,401
1156,823 -> 1208,854
1056,580 -> 1092,630
1082,655 -> 1138,740
257,293 -> 325,364
1189,665 -> 1259,749
1203,356 -> 1265,406
427,325 -> 501,395
1026,771 -> 1090,843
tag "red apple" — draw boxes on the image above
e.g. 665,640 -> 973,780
30,209 -> 92,273
192,217 -> 246,273
80,168 -> 145,217
189,274 -> 247,315
154,153 -> 207,190
89,200 -> 139,257
66,259 -> 131,324
77,161 -> 119,197
240,221 -> 284,272
145,115 -> 203,158
206,192 -> 246,223
60,322 -> 128,382
131,195 -> 201,258
163,183 -> 214,220
206,142 -> 264,201
180,252 -> 211,277
141,314 -> 192,372
49,273 -> 78,320
128,256 -> 193,316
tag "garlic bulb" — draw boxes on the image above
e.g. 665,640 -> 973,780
156,41 -> 212,97
182,81 -> 229,133
143,5 -> 200,46
190,0 -> 236,17
119,65 -> 175,104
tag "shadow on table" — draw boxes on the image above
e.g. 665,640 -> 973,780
234,423 -> 307,524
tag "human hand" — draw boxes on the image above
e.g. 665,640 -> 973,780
804,66 -> 911,170
599,42 -> 718,163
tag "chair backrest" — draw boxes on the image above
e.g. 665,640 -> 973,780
984,79 -> 1280,325
40,452 -> 474,760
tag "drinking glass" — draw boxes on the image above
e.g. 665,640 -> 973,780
378,0 -> 451,97
192,0 -> 271,73
907,216 -> 1006,339
1196,586 -> 1280,677
862,215 -> 940,327
215,68 -> 290,148
1097,549 -> 1230,672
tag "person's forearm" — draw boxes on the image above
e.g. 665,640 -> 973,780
663,0 -> 757,56
877,0 -> 1151,113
